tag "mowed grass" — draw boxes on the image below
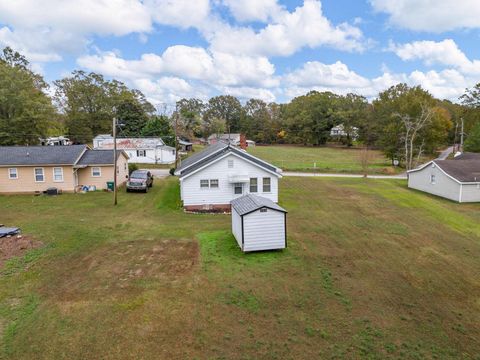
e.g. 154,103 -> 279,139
0,177 -> 479,359
247,145 -> 401,174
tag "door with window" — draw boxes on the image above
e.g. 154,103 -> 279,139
234,182 -> 243,195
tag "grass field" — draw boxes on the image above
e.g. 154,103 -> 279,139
0,178 -> 479,359
247,145 -> 402,174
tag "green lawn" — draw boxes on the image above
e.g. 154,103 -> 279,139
247,145 -> 402,174
0,178 -> 479,359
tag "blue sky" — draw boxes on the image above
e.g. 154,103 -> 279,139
1,0 -> 479,106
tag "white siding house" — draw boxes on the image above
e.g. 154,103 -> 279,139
408,160 -> 480,202
174,142 -> 282,211
93,136 -> 175,164
231,194 -> 287,252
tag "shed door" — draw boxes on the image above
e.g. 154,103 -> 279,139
243,209 -> 285,252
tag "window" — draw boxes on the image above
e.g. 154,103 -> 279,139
200,179 -> 209,188
8,168 -> 17,180
263,177 -> 271,192
228,159 -> 234,168
430,174 -> 436,184
53,167 -> 63,182
137,150 -> 146,157
210,179 -> 219,188
34,168 -> 44,182
92,167 -> 101,177
234,182 -> 243,194
172,149 -> 175,155
260,208 -> 268,213
249,178 -> 258,193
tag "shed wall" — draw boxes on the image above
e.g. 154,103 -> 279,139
231,208 -> 243,249
243,209 -> 285,252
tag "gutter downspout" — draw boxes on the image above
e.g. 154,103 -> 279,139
459,184 -> 463,203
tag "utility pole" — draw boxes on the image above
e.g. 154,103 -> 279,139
460,117 -> 464,152
113,116 -> 118,206
174,107 -> 179,169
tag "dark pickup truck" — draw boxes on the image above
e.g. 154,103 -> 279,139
126,170 -> 154,193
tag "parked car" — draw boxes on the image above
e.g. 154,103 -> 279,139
126,170 -> 153,193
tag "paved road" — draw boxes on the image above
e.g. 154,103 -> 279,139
436,146 -> 454,160
283,172 -> 407,179
142,168 -> 170,178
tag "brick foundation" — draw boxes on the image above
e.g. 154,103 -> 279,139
184,204 -> 231,213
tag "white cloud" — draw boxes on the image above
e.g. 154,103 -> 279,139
208,0 -> 366,56
370,0 -> 480,32
0,0 -> 152,61
283,60 -> 476,101
144,0 -> 211,29
222,0 -> 284,22
389,39 -> 480,75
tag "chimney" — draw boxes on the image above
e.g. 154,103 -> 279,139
240,134 -> 247,150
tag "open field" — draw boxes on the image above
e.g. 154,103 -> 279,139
0,177 -> 479,359
247,145 -> 402,174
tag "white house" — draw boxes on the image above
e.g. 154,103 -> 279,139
174,142 -> 283,211
93,135 -> 176,164
330,124 -> 359,140
40,136 -> 71,146
408,159 -> 480,202
231,194 -> 287,252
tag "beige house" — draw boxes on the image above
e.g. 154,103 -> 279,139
0,145 -> 128,194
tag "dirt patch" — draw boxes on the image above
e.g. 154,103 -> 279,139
0,235 -> 43,268
43,239 -> 199,302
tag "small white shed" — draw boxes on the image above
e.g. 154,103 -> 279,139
231,194 -> 287,252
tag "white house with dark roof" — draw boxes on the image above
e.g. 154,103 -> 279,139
93,135 -> 175,164
174,142 -> 282,211
408,159 -> 480,202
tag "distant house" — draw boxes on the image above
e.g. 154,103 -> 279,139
174,142 -> 282,211
39,136 -> 71,146
93,135 -> 175,164
0,145 -> 128,194
179,139 -> 193,152
407,159 -> 480,202
330,124 -> 359,140
207,133 -> 241,145
231,194 -> 287,252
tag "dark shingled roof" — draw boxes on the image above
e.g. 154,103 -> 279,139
436,160 -> 480,183
175,142 -> 280,178
454,152 -> 480,161
231,194 -> 286,216
0,145 -> 87,166
76,150 -> 126,166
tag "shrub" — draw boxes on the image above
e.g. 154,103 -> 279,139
128,163 -> 139,174
169,168 -> 175,176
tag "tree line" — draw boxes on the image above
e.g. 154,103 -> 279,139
1,47 -> 480,169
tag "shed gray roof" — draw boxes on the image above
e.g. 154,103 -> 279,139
454,152 -> 480,161
435,160 -> 480,183
231,194 -> 287,216
0,145 -> 87,166
76,150 -> 127,166
175,142 -> 280,178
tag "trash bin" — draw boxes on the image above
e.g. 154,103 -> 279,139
107,181 -> 115,191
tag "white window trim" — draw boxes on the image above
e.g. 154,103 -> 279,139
34,167 -> 45,183
91,167 -> 102,177
137,149 -> 146,157
234,182 -> 243,195
228,159 -> 234,168
249,178 -> 258,193
430,174 -> 436,185
200,179 -> 209,189
8,168 -> 18,180
262,177 -> 271,193
53,167 -> 64,182
210,179 -> 219,188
